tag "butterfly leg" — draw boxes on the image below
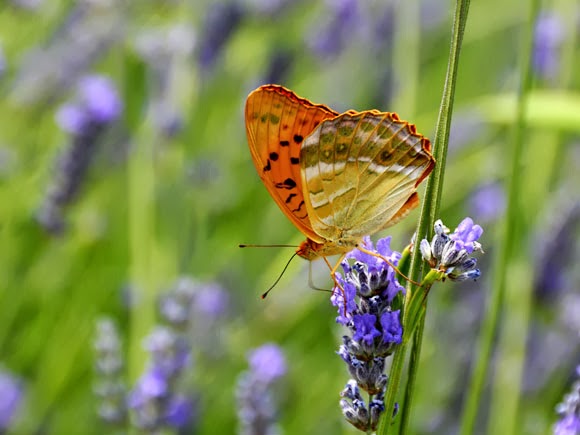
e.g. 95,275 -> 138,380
355,245 -> 421,287
328,254 -> 350,318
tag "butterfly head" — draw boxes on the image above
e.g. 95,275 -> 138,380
296,237 -> 361,261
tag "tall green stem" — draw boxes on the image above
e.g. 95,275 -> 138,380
377,0 -> 471,433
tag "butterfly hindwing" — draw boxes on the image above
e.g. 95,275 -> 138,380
300,111 -> 435,242
245,85 -> 338,242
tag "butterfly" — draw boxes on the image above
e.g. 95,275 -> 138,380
245,84 -> 435,271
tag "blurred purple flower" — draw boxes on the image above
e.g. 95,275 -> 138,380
248,343 -> 287,383
333,237 -> 404,432
56,75 -> 122,134
38,74 -> 122,234
195,283 -> 229,318
0,369 -> 22,431
128,327 -> 195,431
469,182 -> 505,222
534,202 -> 580,299
236,344 -> 286,435
308,0 -> 360,58
0,44 -> 6,78
554,365 -> 580,435
165,394 -> 196,429
533,11 -> 565,81
197,3 -> 243,70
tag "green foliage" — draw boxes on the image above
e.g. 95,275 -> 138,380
0,0 -> 578,434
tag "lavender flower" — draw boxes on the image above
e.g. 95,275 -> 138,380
56,75 -> 122,134
419,218 -> 483,282
0,368 -> 22,431
159,277 -> 229,358
308,0 -> 360,59
11,2 -> 123,105
0,44 -> 6,79
332,237 -> 404,432
236,344 -> 287,435
94,318 -> 126,425
469,182 -> 505,222
197,3 -> 243,71
533,11 -> 565,82
127,278 -> 210,432
37,74 -> 121,234
128,327 -> 194,431
554,365 -> 580,435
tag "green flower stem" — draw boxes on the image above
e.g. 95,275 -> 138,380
459,1 -> 539,434
377,0 -> 471,433
399,314 -> 425,435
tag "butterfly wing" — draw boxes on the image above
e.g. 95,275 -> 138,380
299,111 -> 435,242
245,85 -> 339,242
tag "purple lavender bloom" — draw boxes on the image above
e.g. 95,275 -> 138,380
308,0 -> 360,58
554,365 -> 580,435
0,44 -> 6,78
449,217 -> 483,254
197,3 -> 243,70
165,394 -> 196,429
248,344 -> 287,384
419,218 -> 483,282
352,314 -> 381,345
380,310 -> 402,345
56,75 -> 122,134
236,344 -> 287,435
38,74 -> 122,234
469,182 -> 505,222
0,369 -> 22,431
533,12 -> 565,82
128,327 -> 195,431
333,237 -> 405,432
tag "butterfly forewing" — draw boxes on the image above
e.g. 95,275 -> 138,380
245,85 -> 338,242
300,111 -> 435,242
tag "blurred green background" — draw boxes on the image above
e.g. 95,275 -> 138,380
0,0 -> 579,434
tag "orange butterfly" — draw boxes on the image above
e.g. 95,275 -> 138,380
245,84 -> 435,272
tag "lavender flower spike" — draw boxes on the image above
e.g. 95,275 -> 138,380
128,326 -> 194,431
419,218 -> 483,282
37,74 -> 122,234
333,236 -> 404,432
554,365 -> 580,435
236,344 -> 287,435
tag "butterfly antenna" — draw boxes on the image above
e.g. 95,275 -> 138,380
261,252 -> 299,299
239,244 -> 298,248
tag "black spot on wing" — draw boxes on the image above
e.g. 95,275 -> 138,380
263,160 -> 271,172
275,178 -> 297,189
269,152 -> 279,161
291,200 -> 305,212
290,157 -> 300,165
285,193 -> 297,203
294,134 -> 303,144
279,140 -> 290,146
